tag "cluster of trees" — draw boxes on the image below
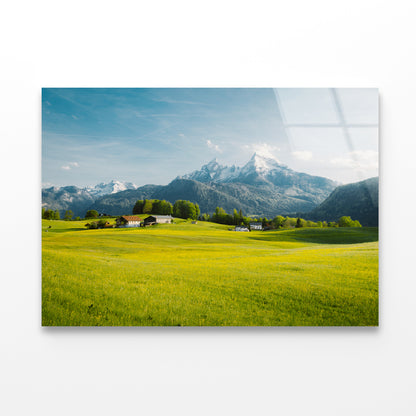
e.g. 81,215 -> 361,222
205,207 -> 250,226
132,199 -> 200,220
173,200 -> 200,220
266,215 -> 361,229
42,208 -> 60,220
85,210 -> 99,219
42,208 -> 81,221
84,219 -> 110,229
201,206 -> 362,229
133,199 -> 173,215
337,216 -> 362,227
273,215 -> 325,229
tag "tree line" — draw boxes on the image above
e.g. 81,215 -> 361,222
42,208 -> 81,221
201,206 -> 362,229
133,199 -> 200,220
42,201 -> 362,228
133,199 -> 173,215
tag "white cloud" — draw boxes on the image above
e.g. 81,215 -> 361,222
206,139 -> 222,153
292,150 -> 313,161
330,150 -> 378,170
61,161 -> 80,170
72,115 -> 79,120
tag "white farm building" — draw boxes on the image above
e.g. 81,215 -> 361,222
249,222 -> 263,231
116,215 -> 142,228
144,215 -> 173,226
235,226 -> 249,232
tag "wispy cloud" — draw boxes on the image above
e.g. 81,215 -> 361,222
207,139 -> 222,153
152,97 -> 203,105
61,161 -> 80,170
330,150 -> 378,170
292,150 -> 313,161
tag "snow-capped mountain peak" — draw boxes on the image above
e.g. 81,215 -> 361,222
179,153 -> 290,184
206,157 -> 219,167
203,158 -> 222,173
246,152 -> 284,173
86,180 -> 138,197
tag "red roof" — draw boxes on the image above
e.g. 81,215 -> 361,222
121,216 -> 142,222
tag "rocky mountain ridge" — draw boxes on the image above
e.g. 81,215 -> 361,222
41,154 -> 376,221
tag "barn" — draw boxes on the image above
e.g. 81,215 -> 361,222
144,215 -> 173,226
235,226 -> 249,232
116,215 -> 142,228
249,222 -> 263,231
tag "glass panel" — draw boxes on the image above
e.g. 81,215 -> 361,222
276,89 -> 340,125
336,88 -> 378,125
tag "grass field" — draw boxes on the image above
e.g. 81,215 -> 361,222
42,219 -> 378,326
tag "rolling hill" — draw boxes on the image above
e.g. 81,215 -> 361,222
302,177 -> 379,226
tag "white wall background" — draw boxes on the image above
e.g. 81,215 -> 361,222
1,1 -> 415,414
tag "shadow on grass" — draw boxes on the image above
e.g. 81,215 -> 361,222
248,227 -> 379,245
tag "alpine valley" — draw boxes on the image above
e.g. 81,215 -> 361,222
42,153 -> 378,224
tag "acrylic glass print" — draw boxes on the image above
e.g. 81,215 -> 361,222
42,88 -> 379,326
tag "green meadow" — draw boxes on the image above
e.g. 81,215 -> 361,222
42,219 -> 378,326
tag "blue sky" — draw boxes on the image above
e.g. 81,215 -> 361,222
42,88 -> 378,187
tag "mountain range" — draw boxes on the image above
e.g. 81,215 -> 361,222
42,180 -> 138,217
42,154 -> 378,225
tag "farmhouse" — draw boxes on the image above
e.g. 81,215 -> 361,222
249,222 -> 263,231
116,215 -> 142,228
144,215 -> 173,226
235,226 -> 249,232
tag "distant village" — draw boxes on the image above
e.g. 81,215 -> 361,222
43,197 -> 362,232
85,214 -> 264,232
